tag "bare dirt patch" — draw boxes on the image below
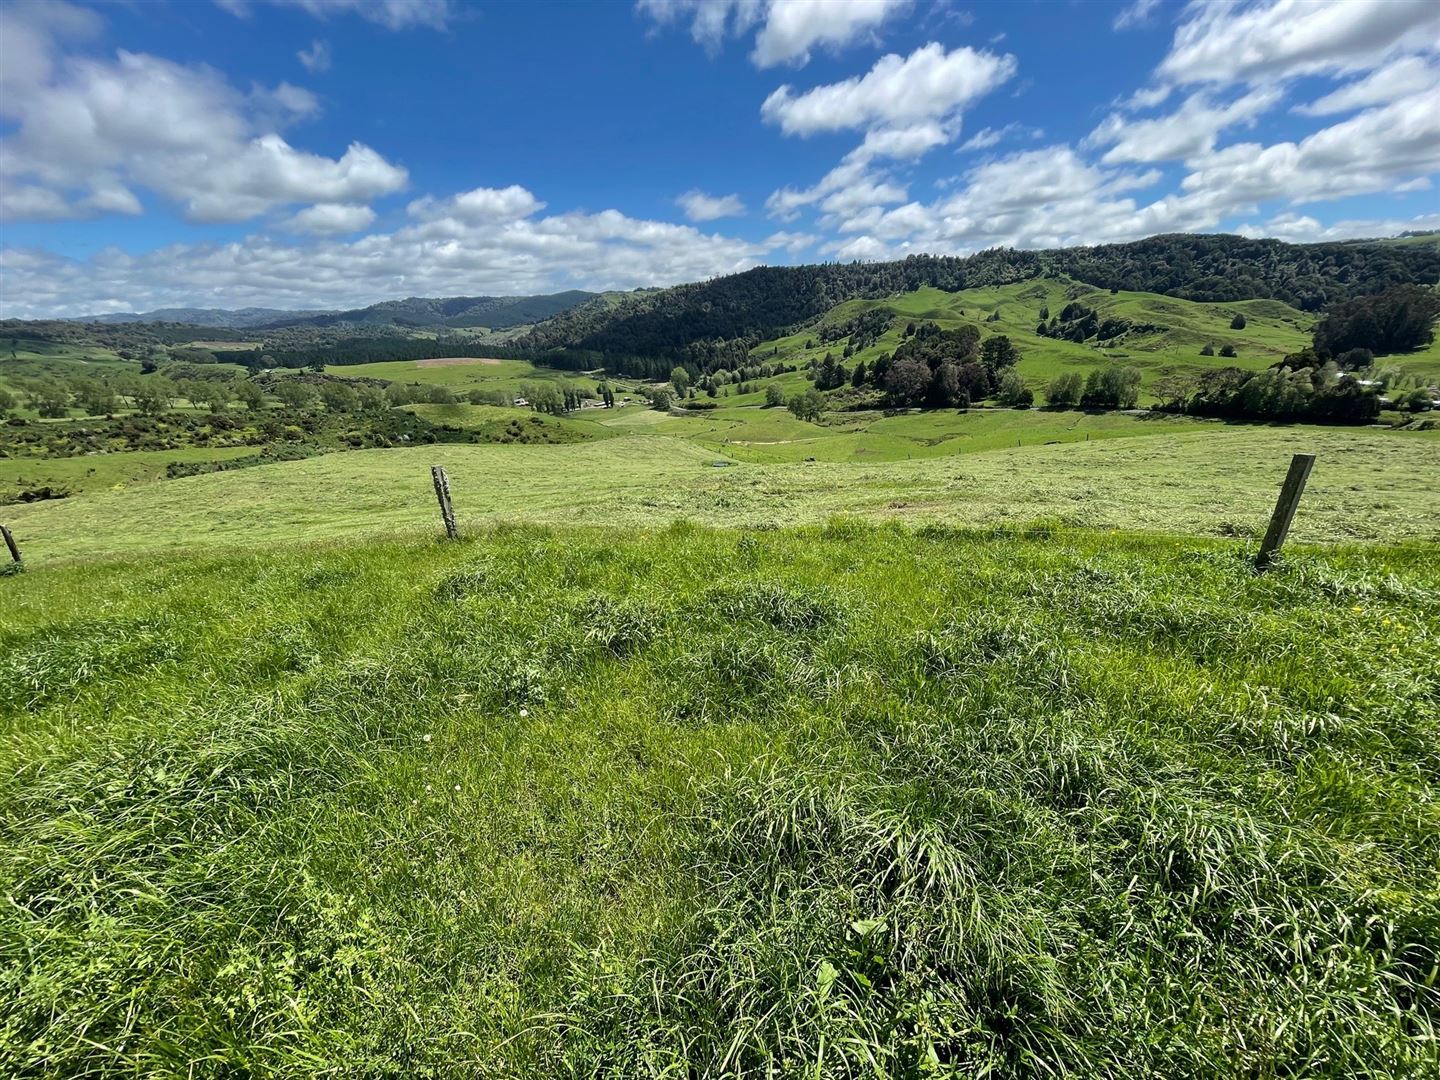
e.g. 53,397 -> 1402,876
415,357 -> 505,367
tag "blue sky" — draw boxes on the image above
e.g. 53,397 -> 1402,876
1,0 -> 1437,317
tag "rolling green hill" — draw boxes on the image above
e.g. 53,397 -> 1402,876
752,279 -> 1325,398
518,233 -> 1440,375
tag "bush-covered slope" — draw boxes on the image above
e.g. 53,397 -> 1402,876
2,528 -> 1436,1075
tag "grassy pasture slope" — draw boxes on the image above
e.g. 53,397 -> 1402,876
666,404 -> 1218,463
749,279 -> 1440,398
5,426 -> 1437,561
1383,335 -> 1440,382
1,349 -> 135,401
2,528 -> 1436,1075
321,357 -> 606,394
403,403 -> 615,443
0,445 -> 259,496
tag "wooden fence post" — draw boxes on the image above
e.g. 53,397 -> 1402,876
1255,453 -> 1315,570
1,524 -> 19,564
431,466 -> 458,540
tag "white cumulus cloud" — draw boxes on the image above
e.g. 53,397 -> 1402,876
0,190 -> 773,318
1158,0 -> 1440,86
1086,86 -> 1282,164
284,202 -> 376,234
0,15 -> 407,224
761,42 -> 1016,136
1293,54 -> 1440,116
636,0 -> 910,68
676,190 -> 747,220
1177,87 -> 1440,207
407,185 -> 546,225
752,0 -> 911,68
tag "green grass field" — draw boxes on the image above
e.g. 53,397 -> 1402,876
321,357 -> 611,395
403,402 -> 615,443
4,426 -> 1437,562
1,445 -> 260,497
1,348 -> 137,409
2,526 -> 1436,1075
665,404 -> 1218,463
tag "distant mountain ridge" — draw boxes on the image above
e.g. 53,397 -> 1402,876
76,290 -> 599,330
84,307 -> 320,329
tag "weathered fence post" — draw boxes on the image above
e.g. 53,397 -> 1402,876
1,524 -> 19,565
1255,453 -> 1315,570
431,466 -> 458,540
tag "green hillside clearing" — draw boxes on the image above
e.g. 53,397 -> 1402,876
1,445 -> 260,497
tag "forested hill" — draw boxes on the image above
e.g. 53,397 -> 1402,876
73,290 -> 599,331
263,290 -> 599,330
520,234 -> 1440,367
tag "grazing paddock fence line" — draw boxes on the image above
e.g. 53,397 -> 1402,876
417,456 -> 1321,566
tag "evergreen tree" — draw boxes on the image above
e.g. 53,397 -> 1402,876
884,357 -> 931,407
980,335 -> 1021,371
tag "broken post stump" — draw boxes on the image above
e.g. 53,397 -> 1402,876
1255,453 -> 1315,570
1,524 -> 19,564
431,465 -> 458,540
